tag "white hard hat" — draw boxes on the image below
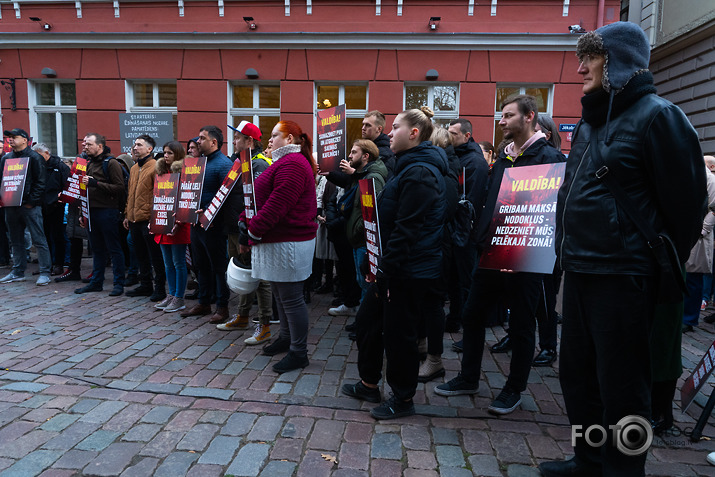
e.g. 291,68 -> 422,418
226,256 -> 259,294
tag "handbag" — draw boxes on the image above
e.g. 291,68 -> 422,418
588,130 -> 686,304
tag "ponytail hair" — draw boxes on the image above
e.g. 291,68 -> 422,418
399,106 -> 435,143
276,120 -> 317,175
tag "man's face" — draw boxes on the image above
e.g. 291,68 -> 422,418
233,132 -> 251,154
499,103 -> 528,141
348,146 -> 369,170
132,138 -> 153,160
82,135 -> 103,157
8,135 -> 27,152
39,149 -> 51,161
197,130 -> 217,155
577,53 -> 606,94
447,124 -> 470,147
362,116 -> 382,140
187,142 -> 199,158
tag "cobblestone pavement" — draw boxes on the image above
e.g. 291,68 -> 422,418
0,261 -> 714,476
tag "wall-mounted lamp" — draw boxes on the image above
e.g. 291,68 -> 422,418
243,16 -> 257,30
568,24 -> 586,33
41,67 -> 57,78
428,16 -> 441,31
425,69 -> 439,81
29,16 -> 52,31
245,68 -> 259,79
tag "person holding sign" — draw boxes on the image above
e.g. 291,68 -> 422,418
350,107 -> 448,420
238,120 -> 317,374
152,141 -> 190,313
542,22 -> 705,477
435,96 -> 565,417
0,128 -> 52,286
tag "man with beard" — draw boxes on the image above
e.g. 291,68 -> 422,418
435,95 -> 564,416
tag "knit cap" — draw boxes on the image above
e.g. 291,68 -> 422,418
576,21 -> 650,93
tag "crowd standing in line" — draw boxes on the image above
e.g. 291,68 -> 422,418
0,21 -> 710,477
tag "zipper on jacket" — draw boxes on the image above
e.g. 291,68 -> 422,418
559,143 -> 588,269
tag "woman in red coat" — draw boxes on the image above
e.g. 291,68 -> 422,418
153,141 -> 191,313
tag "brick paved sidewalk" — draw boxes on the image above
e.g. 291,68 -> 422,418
0,262 -> 713,476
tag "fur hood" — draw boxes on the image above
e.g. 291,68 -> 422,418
155,157 -> 183,175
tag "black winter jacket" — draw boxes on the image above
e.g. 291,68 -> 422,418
377,141 -> 448,279
476,138 -> 565,251
372,133 -> 396,178
454,138 -> 489,218
43,155 -> 70,206
556,93 -> 705,275
0,146 -> 47,207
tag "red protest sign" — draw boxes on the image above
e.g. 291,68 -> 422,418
242,151 -> 257,220
317,104 -> 346,173
0,157 -> 30,207
479,162 -> 565,274
199,150 -> 245,229
60,157 -> 88,205
175,156 -> 207,225
359,178 -> 382,282
2,138 -> 11,155
681,339 -> 715,411
80,176 -> 91,232
150,173 -> 180,235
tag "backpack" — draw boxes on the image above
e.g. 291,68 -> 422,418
450,195 -> 477,248
102,157 -> 130,210
337,184 -> 358,218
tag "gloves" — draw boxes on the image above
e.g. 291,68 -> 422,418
238,221 -> 249,246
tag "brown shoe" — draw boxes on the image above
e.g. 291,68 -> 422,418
216,314 -> 249,330
180,303 -> 212,318
209,306 -> 230,324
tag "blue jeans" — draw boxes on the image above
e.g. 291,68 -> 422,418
353,246 -> 368,303
88,208 -> 125,287
683,272 -> 704,326
126,230 -> 139,277
160,243 -> 187,298
5,205 -> 52,276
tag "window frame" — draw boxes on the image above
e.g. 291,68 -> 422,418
314,82 -> 369,151
403,82 -> 460,126
228,82 -> 281,155
28,80 -> 78,158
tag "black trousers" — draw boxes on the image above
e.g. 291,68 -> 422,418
191,225 -> 229,308
446,241 -> 476,324
461,268 -> 543,392
356,282 -> 384,386
128,220 -> 165,290
560,272 -> 654,477
535,269 -> 562,351
42,202 -> 66,267
332,232 -> 361,308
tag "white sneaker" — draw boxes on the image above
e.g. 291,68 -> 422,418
154,295 -> 173,309
36,275 -> 51,286
164,297 -> 186,313
328,304 -> 357,316
0,272 -> 25,284
253,316 -> 280,324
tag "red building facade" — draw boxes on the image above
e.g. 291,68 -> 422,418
0,0 -> 621,157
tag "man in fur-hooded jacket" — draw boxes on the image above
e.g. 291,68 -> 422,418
542,22 -> 705,477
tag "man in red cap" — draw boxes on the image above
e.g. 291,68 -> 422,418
219,121 -> 275,344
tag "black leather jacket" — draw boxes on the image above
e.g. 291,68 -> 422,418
556,93 -> 705,275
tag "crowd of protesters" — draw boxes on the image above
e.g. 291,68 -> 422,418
0,21 -> 710,477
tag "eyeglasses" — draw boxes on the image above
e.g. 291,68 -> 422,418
577,54 -> 601,66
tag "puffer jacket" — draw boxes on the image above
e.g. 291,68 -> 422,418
125,154 -> 157,223
0,146 -> 46,207
556,93 -> 705,275
476,138 -> 565,250
372,133 -> 396,178
377,141 -> 448,280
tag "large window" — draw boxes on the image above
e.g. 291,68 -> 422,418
126,81 -> 178,142
316,84 -> 368,147
493,84 -> 553,147
29,81 -> 77,157
229,83 -> 280,153
404,84 -> 459,128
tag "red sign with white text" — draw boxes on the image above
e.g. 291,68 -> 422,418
150,173 -> 180,235
175,156 -> 206,225
316,104 -> 346,173
359,178 -> 382,282
199,150 -> 245,229
0,157 -> 30,207
60,157 -> 88,205
681,339 -> 715,411
479,163 -> 565,274
242,151 -> 257,220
